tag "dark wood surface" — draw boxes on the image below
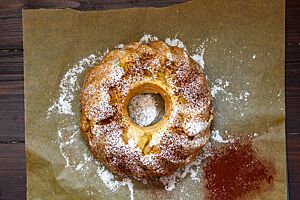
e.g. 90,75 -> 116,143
0,0 -> 299,199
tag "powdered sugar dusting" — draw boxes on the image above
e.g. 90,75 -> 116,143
165,37 -> 188,52
47,33 -> 219,198
211,130 -> 235,143
211,78 -> 250,103
47,50 -> 135,199
184,119 -> 208,137
128,94 -> 158,127
48,54 -> 100,116
140,33 -> 159,43
78,33 -> 214,184
191,42 -> 206,68
211,79 -> 229,98
115,43 -> 125,49
97,166 -> 134,200
159,143 -> 213,191
191,54 -> 205,68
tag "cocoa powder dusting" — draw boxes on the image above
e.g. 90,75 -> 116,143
203,141 -> 274,200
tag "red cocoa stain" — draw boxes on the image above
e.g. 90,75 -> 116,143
203,141 -> 274,200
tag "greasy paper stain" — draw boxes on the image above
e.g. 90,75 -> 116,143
203,140 -> 274,200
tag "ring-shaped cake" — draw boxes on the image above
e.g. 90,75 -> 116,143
80,41 -> 214,179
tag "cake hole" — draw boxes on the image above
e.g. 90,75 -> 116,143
128,93 -> 165,127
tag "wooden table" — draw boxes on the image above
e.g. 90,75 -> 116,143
0,0 -> 299,199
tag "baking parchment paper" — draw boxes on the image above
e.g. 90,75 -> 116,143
23,0 -> 286,199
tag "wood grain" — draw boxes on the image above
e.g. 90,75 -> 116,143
287,134 -> 300,199
0,50 -> 24,142
0,0 -> 299,199
0,143 -> 26,200
286,0 -> 300,44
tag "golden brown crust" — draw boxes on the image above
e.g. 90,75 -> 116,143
80,41 -> 214,179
